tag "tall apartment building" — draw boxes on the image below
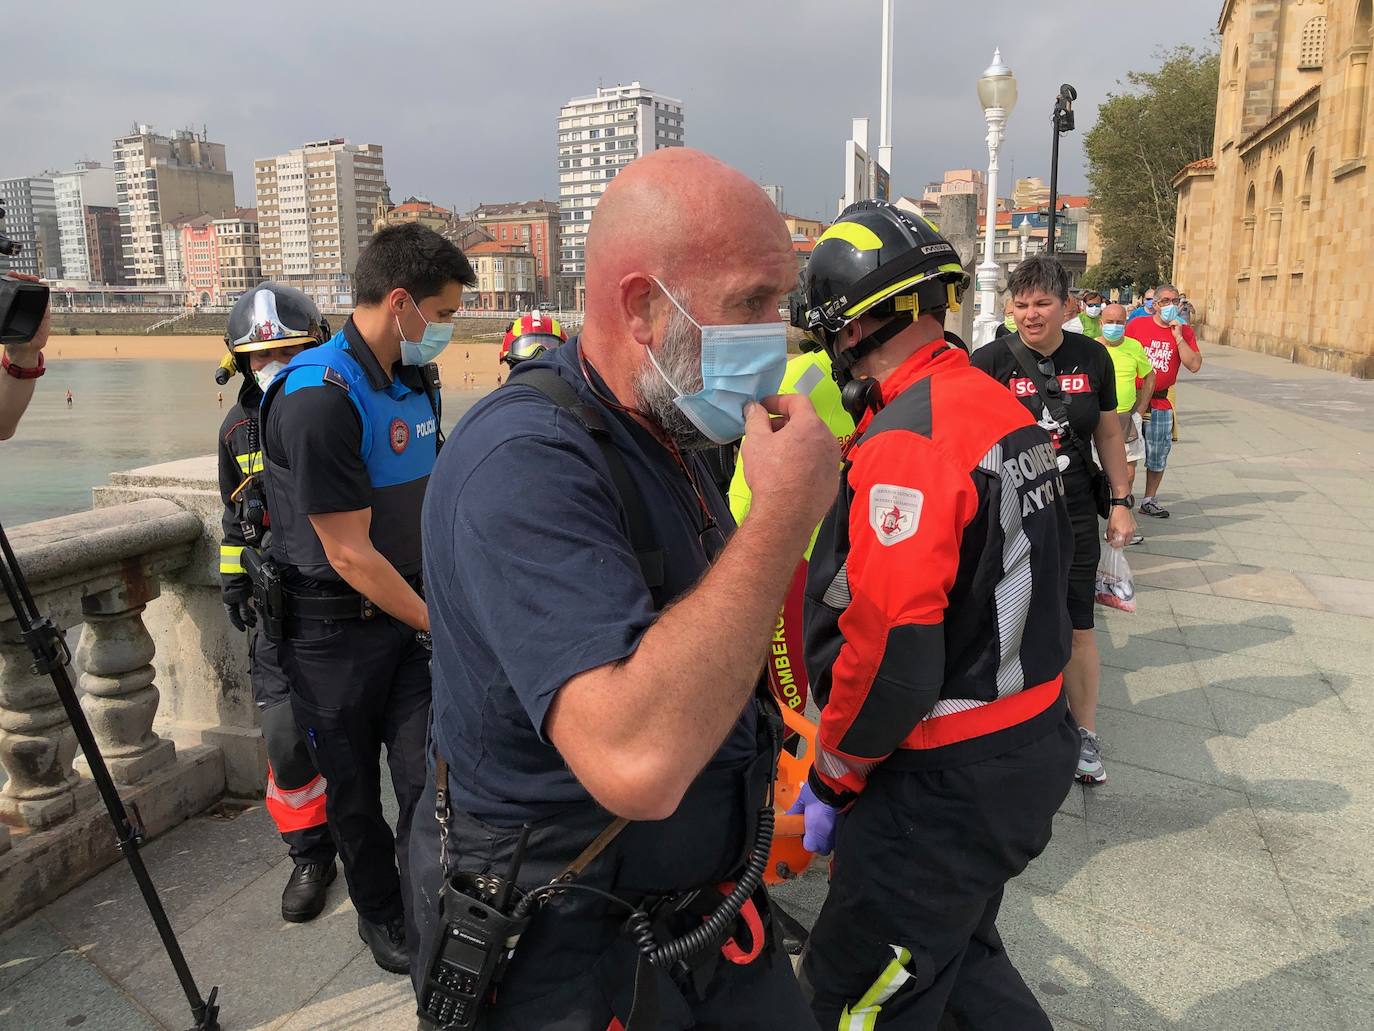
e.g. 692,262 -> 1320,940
214,208 -> 261,300
84,207 -> 125,285
53,161 -> 118,283
0,176 -> 61,279
558,82 -> 684,307
1012,176 -> 1051,211
762,184 -> 785,210
254,138 -> 387,308
468,200 -> 559,305
112,125 -> 236,286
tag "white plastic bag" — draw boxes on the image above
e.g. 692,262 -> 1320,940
1095,545 -> 1137,613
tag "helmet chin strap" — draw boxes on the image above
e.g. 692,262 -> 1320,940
829,312 -> 913,388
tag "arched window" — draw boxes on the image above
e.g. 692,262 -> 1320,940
1344,0 -> 1373,160
1300,16 -> 1327,70
1295,150 -> 1316,268
1231,45 -> 1244,131
1242,183 -> 1257,271
1264,170 -> 1284,269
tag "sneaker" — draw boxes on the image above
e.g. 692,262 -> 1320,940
358,913 -> 410,974
1139,499 -> 1170,519
1128,533 -> 1145,546
1076,728 -> 1106,785
281,860 -> 336,923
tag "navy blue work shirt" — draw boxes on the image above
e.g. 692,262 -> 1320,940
422,337 -> 758,825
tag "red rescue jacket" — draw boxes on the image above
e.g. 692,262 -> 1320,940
804,341 -> 1074,805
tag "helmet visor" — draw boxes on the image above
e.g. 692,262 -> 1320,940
504,333 -> 562,362
231,333 -> 317,354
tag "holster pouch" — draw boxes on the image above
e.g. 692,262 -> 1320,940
242,548 -> 286,642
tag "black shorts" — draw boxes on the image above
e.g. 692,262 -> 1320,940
1065,487 -> 1101,631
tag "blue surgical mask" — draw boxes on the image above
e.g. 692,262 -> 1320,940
648,277 -> 787,444
1085,304 -> 1103,318
1102,323 -> 1126,342
396,295 -> 455,365
1144,298 -> 1155,312
1159,304 -> 1180,323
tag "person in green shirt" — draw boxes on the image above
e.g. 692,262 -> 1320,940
1098,302 -> 1155,514
1078,290 -> 1105,338
729,347 -> 855,713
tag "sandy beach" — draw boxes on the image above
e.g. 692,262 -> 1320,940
44,334 -> 512,389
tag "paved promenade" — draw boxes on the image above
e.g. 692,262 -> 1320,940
3,343 -> 1373,1030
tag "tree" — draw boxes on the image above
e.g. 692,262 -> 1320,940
1084,45 -> 1220,287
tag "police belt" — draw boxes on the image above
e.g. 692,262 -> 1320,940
284,575 -> 422,622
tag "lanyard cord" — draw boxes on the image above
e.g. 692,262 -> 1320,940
577,352 -> 719,538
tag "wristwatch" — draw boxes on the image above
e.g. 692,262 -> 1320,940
2,351 -> 45,380
1109,495 -> 1134,509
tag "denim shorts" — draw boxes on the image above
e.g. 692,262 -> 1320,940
1144,408 -> 1173,472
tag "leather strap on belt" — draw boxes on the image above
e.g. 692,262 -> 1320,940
434,756 -> 629,882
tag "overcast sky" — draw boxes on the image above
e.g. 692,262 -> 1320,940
2,0 -> 1218,221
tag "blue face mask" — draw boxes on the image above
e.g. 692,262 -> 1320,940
1102,323 -> 1126,342
396,295 -> 455,366
1159,303 -> 1180,323
648,278 -> 787,444
1144,298 -> 1155,312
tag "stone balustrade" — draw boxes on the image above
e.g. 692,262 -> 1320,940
0,458 -> 259,929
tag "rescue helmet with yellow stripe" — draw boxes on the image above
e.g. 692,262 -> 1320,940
796,201 -> 968,388
500,310 -> 567,367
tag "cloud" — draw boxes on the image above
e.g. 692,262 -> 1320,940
1,0 -> 1217,222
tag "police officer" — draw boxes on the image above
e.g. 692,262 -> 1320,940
259,223 -> 475,973
790,202 -> 1079,1029
218,283 -> 337,922
413,148 -> 838,1029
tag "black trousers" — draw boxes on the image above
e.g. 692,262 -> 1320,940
408,758 -> 817,1031
251,632 -> 334,865
279,613 -> 432,923
800,712 -> 1078,1030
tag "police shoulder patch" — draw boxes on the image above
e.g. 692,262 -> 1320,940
870,484 -> 923,546
322,367 -> 350,391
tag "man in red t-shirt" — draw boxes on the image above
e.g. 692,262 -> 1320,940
1124,283 -> 1202,518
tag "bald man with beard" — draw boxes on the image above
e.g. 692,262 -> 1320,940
411,148 -> 837,1029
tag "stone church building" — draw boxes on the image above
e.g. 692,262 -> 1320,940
1174,0 -> 1373,377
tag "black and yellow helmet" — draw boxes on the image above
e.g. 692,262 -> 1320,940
798,201 -> 968,339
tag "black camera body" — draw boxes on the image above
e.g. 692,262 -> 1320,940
420,872 -> 531,1029
0,277 -> 49,347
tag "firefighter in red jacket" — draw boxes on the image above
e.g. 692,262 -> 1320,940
790,202 -> 1079,1029
218,283 -> 338,922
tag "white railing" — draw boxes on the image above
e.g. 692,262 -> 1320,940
145,309 -> 197,332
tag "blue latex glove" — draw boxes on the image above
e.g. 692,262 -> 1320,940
786,783 -> 839,855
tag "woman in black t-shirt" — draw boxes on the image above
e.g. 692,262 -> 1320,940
970,256 -> 1135,787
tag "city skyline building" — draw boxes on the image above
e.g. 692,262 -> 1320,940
0,175 -> 60,279
762,184 -> 785,210
112,124 -> 236,286
468,199 -> 560,305
1012,176 -> 1051,211
212,208 -> 261,301
83,206 -> 125,285
254,138 -> 387,308
558,81 -> 684,307
465,240 -> 537,310
53,161 -> 117,283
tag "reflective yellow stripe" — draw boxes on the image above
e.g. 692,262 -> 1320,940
235,452 -> 264,475
219,545 -> 245,575
839,946 -> 913,1030
817,220 -> 884,251
840,260 -> 965,320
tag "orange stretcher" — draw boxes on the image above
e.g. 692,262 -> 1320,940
765,700 -> 819,885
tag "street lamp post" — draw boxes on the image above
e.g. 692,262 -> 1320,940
973,49 -> 1017,349
1047,84 -> 1077,255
